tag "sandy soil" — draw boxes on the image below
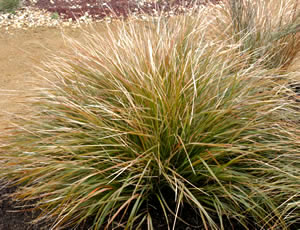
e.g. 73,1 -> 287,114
0,27 -> 61,129
0,25 -> 106,130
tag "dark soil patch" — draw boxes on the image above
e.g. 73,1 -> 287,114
0,182 -> 49,230
24,0 -> 222,20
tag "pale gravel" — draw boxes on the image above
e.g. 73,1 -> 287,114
0,1 -> 209,32
0,6 -> 98,31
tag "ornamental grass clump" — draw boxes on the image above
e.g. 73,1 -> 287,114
209,0 -> 300,71
0,13 -> 299,230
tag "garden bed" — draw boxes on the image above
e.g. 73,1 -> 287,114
0,0 -> 298,230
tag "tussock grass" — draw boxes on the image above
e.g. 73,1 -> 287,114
208,0 -> 300,71
0,4 -> 299,230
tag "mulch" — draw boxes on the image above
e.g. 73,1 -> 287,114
24,0 -> 222,20
0,182 -> 50,230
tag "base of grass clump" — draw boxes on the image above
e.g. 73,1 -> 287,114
0,4 -> 299,230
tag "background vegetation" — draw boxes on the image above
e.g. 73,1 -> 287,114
209,0 -> 300,71
0,0 -> 20,13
